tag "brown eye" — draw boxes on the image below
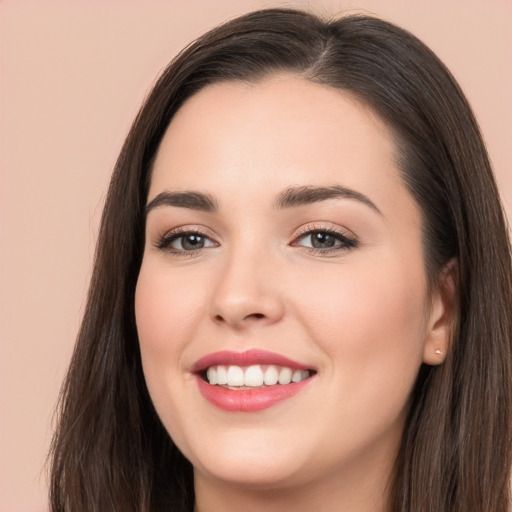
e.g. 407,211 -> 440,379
294,229 -> 358,252
157,230 -> 217,253
309,232 -> 338,249
176,234 -> 206,251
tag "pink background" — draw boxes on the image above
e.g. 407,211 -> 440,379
1,1 -> 511,510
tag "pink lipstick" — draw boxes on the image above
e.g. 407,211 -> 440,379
192,349 -> 315,412
191,349 -> 311,372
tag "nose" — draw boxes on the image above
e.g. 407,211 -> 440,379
209,246 -> 285,329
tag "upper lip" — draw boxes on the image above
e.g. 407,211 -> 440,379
191,349 -> 314,373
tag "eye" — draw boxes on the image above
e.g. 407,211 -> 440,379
292,228 -> 358,253
156,229 -> 218,254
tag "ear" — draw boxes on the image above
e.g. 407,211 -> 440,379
422,259 -> 458,365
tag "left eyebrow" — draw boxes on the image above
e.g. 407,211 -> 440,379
145,191 -> 218,215
274,185 -> 382,215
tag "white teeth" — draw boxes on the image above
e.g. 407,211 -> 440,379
292,370 -> 311,382
263,365 -> 279,385
244,365 -> 264,387
226,365 -> 245,386
207,367 -> 218,385
291,369 -> 303,383
216,365 -> 228,385
278,367 -> 292,385
205,364 -> 312,387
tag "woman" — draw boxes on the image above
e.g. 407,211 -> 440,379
49,8 -> 512,512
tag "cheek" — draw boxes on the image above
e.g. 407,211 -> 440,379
134,260 -> 210,454
134,261 -> 206,413
299,254 -> 425,333
294,259 -> 428,457
294,254 -> 428,397
135,261 -> 204,358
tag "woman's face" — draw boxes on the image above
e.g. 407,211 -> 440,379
135,76 -> 448,493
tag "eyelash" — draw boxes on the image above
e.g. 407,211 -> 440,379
155,227 -> 217,256
292,224 -> 358,254
155,225 -> 358,257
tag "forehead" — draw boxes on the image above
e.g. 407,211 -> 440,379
149,75 -> 412,220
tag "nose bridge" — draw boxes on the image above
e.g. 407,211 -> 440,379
209,235 -> 284,328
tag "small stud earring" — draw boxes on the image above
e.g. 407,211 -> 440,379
434,349 -> 442,356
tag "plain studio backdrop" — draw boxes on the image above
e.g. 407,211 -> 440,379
0,1 -> 510,510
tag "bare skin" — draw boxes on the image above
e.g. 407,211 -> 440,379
135,75 -> 454,512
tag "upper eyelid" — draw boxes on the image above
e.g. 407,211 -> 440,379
160,225 -> 218,239
158,225 -> 352,238
293,223 -> 357,239
290,224 -> 359,252
154,233 -> 218,260
153,223 -> 358,247
153,226 -> 219,251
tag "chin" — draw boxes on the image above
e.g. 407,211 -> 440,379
183,429 -> 309,488
197,456 -> 304,489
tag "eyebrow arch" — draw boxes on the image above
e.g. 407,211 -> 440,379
274,185 -> 381,214
145,191 -> 218,215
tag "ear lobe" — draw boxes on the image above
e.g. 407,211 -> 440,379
422,259 -> 458,366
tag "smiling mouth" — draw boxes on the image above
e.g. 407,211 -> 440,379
202,364 -> 313,388
192,349 -> 316,410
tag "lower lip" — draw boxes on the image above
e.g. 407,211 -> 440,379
196,376 -> 313,412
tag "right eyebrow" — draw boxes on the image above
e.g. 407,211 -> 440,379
145,191 -> 218,215
274,185 -> 382,215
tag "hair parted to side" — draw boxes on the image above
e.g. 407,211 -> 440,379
49,8 -> 512,512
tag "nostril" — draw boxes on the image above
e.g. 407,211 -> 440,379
246,313 -> 265,320
214,312 -> 266,325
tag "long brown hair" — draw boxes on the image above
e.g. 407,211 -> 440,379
49,8 -> 512,511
